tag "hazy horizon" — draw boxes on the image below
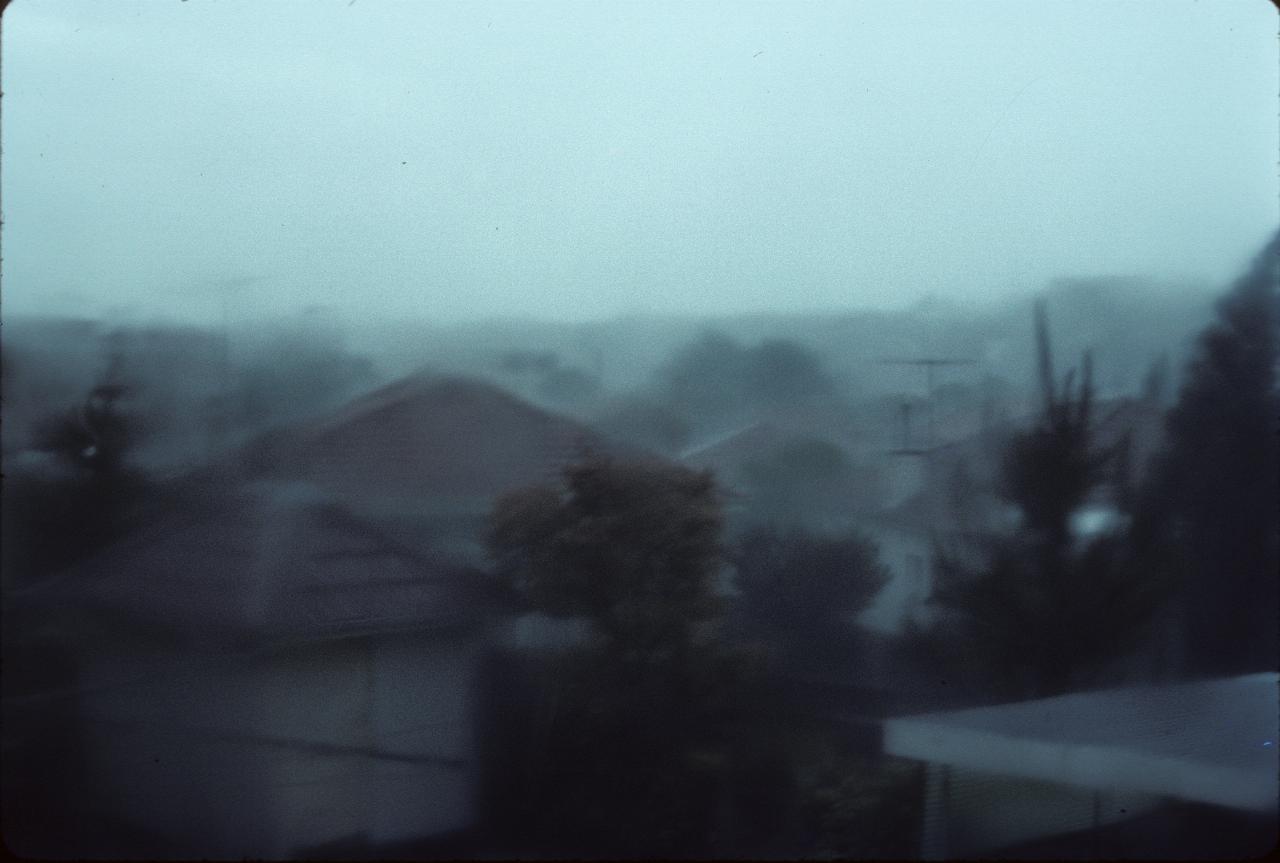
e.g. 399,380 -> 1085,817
2,0 -> 1276,326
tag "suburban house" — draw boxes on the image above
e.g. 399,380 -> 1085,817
882,672 -> 1279,858
236,371 -> 653,652
679,420 -> 884,533
238,372 -> 624,519
5,480 -> 509,859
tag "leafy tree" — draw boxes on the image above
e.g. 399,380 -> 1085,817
32,383 -> 136,474
490,456 -> 724,653
739,437 -> 882,528
657,331 -> 837,429
658,331 -> 751,422
1145,231 -> 1279,676
487,456 -> 758,856
535,366 -> 602,407
496,349 -> 602,408
921,302 -> 1169,699
732,525 -> 886,666
235,341 -> 376,428
748,339 -> 837,406
5,380 -> 154,583
803,754 -> 923,859
497,349 -> 560,375
592,396 -> 692,455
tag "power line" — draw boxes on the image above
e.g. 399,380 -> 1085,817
878,357 -> 976,453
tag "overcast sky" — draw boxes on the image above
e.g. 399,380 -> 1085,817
2,0 -> 1276,325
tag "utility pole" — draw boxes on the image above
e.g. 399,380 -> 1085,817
201,275 -> 262,460
877,357 -> 976,512
878,358 -> 976,455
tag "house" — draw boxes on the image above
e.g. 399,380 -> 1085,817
3,480 -> 508,859
882,673 -> 1279,858
238,373 -> 629,518
235,373 -> 656,653
854,484 -> 1011,639
680,421 -> 884,533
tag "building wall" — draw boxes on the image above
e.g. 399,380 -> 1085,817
74,630 -> 482,858
367,633 -> 481,844
257,639 -> 380,857
920,764 -> 1161,859
78,647 -> 281,857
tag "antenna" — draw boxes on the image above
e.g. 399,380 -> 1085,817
888,402 -> 930,457
879,357 -> 976,454
197,275 -> 264,458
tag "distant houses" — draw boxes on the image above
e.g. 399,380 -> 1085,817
680,420 -> 883,533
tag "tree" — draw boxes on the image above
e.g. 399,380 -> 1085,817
486,456 -> 756,856
32,383 -> 136,474
1145,231 -> 1279,676
592,396 -> 693,455
739,437 -> 882,529
748,339 -> 837,406
535,366 -> 602,407
490,456 -> 725,654
4,379 -> 155,583
235,339 -> 377,429
732,525 -> 886,667
657,331 -> 837,430
922,302 -> 1169,699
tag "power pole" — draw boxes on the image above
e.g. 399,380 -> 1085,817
878,358 -> 976,454
200,275 -> 262,460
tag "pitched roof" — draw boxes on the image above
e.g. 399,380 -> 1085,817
12,481 -> 504,647
679,421 -> 793,472
239,374 -> 630,509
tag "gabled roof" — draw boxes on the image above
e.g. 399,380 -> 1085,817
12,481 -> 506,648
679,421 -> 793,471
239,373 -> 635,509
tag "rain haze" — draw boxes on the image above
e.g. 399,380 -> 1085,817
3,1 -> 1278,860
2,0 -> 1277,323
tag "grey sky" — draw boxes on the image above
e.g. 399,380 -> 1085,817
2,0 -> 1276,325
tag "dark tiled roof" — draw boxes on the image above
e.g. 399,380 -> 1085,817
239,374 -> 632,506
13,482 -> 503,646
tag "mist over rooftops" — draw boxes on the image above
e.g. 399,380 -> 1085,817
2,2 -> 1273,325
238,373 -> 647,510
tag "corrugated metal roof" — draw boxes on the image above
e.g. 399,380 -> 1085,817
884,673 -> 1280,812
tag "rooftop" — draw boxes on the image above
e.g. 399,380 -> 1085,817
239,373 -> 635,507
884,673 -> 1280,813
12,481 -> 508,647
